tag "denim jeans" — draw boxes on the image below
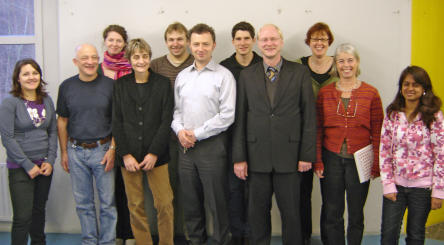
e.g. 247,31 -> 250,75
9,167 -> 52,245
322,149 -> 370,245
381,185 -> 431,245
68,141 -> 116,245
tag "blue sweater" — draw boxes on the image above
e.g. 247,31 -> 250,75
0,95 -> 58,171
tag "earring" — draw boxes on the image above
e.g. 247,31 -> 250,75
423,91 -> 426,96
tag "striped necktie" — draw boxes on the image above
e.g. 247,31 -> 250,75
267,66 -> 277,82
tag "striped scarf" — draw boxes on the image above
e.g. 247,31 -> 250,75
102,51 -> 132,79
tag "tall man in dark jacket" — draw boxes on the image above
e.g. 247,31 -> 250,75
232,24 -> 317,245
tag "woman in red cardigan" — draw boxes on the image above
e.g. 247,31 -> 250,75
315,43 -> 384,245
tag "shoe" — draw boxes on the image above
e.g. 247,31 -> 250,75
231,236 -> 243,245
125,239 -> 136,245
304,238 -> 311,245
116,238 -> 124,245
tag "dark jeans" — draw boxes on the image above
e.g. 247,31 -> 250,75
322,149 -> 369,245
319,177 -> 328,245
381,185 -> 431,245
300,169 -> 313,241
178,133 -> 230,245
115,166 -> 134,240
8,167 -> 52,245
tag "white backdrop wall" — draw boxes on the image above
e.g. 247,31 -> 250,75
0,0 -> 411,235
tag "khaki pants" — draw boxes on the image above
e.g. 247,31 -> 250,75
121,164 -> 174,245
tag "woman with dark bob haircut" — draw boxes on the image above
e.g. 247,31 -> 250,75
379,66 -> 443,245
0,58 -> 57,245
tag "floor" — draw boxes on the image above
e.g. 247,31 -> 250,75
0,233 -> 443,245
426,222 -> 444,241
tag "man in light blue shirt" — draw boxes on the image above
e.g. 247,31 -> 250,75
171,23 -> 235,245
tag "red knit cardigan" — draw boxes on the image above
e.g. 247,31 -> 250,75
314,81 -> 384,177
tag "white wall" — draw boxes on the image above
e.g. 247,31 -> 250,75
0,0 -> 411,235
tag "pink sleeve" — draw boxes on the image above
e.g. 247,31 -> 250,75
379,114 -> 397,194
432,111 -> 444,198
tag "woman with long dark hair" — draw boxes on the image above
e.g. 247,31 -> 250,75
380,66 -> 443,244
0,59 -> 57,245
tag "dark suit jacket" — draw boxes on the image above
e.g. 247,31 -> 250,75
112,70 -> 173,167
232,58 -> 316,173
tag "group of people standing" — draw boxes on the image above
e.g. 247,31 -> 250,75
0,20 -> 443,245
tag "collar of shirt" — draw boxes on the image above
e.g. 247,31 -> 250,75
191,59 -> 217,72
263,58 -> 283,74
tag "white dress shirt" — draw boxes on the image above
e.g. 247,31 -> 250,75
171,59 -> 236,141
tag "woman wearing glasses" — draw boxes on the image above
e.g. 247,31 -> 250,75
314,43 -> 384,245
379,66 -> 443,244
296,22 -> 338,245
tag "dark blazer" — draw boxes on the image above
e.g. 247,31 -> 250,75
112,70 -> 173,167
232,59 -> 317,173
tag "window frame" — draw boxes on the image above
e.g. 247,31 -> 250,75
0,0 -> 43,64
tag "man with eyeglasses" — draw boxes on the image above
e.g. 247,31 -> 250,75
232,24 -> 316,245
57,43 -> 117,245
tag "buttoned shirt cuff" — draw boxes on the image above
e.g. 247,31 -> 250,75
193,127 -> 205,141
171,123 -> 184,136
383,183 -> 397,195
432,188 -> 444,199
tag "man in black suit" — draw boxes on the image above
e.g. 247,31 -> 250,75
232,24 -> 316,245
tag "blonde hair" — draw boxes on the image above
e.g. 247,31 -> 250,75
125,38 -> 152,60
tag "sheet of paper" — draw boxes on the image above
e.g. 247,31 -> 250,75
353,144 -> 373,183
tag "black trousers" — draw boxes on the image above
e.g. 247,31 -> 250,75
228,165 -> 248,238
299,169 -> 313,241
9,167 -> 52,245
248,171 -> 302,245
115,166 -> 133,240
178,133 -> 230,245
169,137 -> 187,237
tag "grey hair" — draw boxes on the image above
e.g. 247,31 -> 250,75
330,43 -> 361,77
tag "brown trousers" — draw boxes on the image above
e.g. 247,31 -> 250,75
121,164 -> 174,245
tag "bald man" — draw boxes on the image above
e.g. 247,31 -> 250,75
232,25 -> 316,245
57,44 -> 117,245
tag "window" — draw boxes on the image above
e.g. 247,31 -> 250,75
0,0 -> 42,102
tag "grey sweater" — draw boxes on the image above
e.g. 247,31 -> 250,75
0,95 -> 58,171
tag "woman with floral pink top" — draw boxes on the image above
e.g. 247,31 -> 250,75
379,65 -> 444,245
